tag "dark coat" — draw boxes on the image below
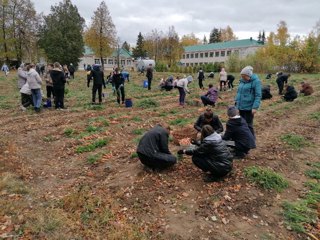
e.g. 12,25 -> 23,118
146,67 -> 153,79
185,132 -> 233,173
261,85 -> 273,100
194,114 -> 224,133
283,86 -> 297,101
112,73 -> 125,89
50,68 -> 66,89
300,83 -> 313,96
88,68 -> 105,87
137,125 -> 173,161
276,74 -> 290,84
222,117 -> 256,150
227,74 -> 235,82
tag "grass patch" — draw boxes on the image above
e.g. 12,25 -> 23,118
280,133 -> 309,150
309,112 -> 320,121
131,116 -> 142,122
244,166 -> 289,191
136,99 -> 159,108
130,152 -> 138,159
87,154 -> 101,164
89,116 -> 109,126
64,128 -> 75,137
76,138 -> 108,153
86,125 -> 102,133
306,162 -> 320,169
132,129 -> 145,135
0,173 -> 29,194
43,135 -> 55,142
169,118 -> 191,126
305,169 -> 320,179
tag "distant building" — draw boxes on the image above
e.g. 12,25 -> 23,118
79,46 -> 133,70
180,39 -> 264,67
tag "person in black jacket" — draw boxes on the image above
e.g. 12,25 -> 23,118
112,68 -> 125,104
283,84 -> 297,102
276,72 -> 290,95
194,108 -> 223,134
137,124 -> 177,170
88,64 -> 106,104
261,85 -> 273,100
178,125 -> 233,182
68,63 -> 75,79
222,106 -> 256,159
146,64 -> 153,90
50,62 -> 66,109
227,74 -> 235,90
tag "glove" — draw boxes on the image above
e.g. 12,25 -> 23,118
177,149 -> 184,155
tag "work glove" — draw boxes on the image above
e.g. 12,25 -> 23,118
177,149 -> 184,155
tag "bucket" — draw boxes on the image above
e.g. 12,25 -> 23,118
143,80 -> 148,88
125,98 -> 133,108
43,99 -> 52,108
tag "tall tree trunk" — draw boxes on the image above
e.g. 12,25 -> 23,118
2,4 -> 9,63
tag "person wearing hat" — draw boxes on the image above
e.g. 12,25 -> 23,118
235,66 -> 261,137
178,124 -> 233,182
176,75 -> 193,106
222,106 -> 256,159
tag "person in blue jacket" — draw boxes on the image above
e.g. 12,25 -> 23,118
235,66 -> 261,137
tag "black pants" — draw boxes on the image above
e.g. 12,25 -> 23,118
228,80 -> 234,89
92,84 -> 102,103
192,157 -> 230,177
277,80 -> 284,94
137,152 -> 176,170
239,110 -> 255,137
46,86 -> 54,99
54,87 -> 64,109
201,95 -> 215,106
21,93 -> 33,107
198,78 -> 204,89
220,81 -> 227,91
147,77 -> 152,90
116,85 -> 125,104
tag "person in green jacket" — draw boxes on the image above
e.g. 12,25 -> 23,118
235,66 -> 261,137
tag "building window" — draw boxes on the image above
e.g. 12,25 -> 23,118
121,60 -> 126,65
190,63 -> 193,66
108,59 -> 113,65
227,50 -> 231,56
186,54 -> 189,59
191,53 -> 194,58
234,50 -> 239,55
215,52 -> 219,57
195,63 -> 198,66
210,52 -> 214,57
127,60 -> 131,65
186,63 -> 189,67
195,53 -> 199,58
182,54 -> 185,59
205,52 -> 208,57
221,51 -> 225,57
103,59 -> 107,64
94,59 -> 100,64
200,53 -> 203,58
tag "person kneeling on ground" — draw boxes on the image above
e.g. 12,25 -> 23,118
261,85 -> 273,100
178,125 -> 233,182
136,124 -> 177,171
300,81 -> 314,96
194,108 -> 223,134
200,84 -> 218,107
222,106 -> 256,159
283,84 -> 297,102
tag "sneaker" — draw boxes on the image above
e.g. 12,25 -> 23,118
20,105 -> 27,111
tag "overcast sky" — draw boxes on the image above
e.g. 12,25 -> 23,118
34,0 -> 320,45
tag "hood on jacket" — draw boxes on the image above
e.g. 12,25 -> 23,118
240,73 -> 259,83
204,132 -> 222,142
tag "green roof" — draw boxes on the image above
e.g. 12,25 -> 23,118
184,39 -> 263,52
83,46 -> 132,58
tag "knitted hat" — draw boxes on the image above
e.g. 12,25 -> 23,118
227,106 -> 238,117
240,66 -> 253,77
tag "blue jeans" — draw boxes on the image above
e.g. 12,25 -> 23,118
31,89 -> 42,109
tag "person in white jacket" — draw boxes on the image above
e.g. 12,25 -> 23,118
219,68 -> 227,91
17,63 -> 28,89
26,64 -> 42,112
20,82 -> 33,111
176,75 -> 193,106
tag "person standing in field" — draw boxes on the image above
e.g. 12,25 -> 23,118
235,66 -> 261,137
219,68 -> 227,91
17,63 -> 27,89
176,75 -> 193,107
112,68 -> 125,104
44,64 -> 54,105
197,67 -> 205,89
88,64 -> 106,105
146,63 -> 153,90
26,64 -> 42,113
50,62 -> 66,110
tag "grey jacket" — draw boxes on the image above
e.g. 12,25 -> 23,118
17,67 -> 27,89
27,68 -> 42,89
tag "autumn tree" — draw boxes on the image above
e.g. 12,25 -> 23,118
209,28 -> 221,43
163,26 -> 182,67
84,1 -> 116,69
275,20 -> 290,46
220,26 -> 237,41
132,32 -> 146,58
38,0 -> 85,66
203,35 -> 208,44
180,33 -> 200,46
143,29 -> 164,62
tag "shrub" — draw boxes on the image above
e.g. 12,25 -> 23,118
244,166 -> 289,191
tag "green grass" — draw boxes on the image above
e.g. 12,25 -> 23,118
130,152 -> 138,159
86,125 -> 102,133
132,129 -> 145,135
309,112 -> 320,121
169,118 -> 191,126
64,128 -> 75,137
305,169 -> 320,179
280,133 -> 309,150
244,166 -> 289,191
136,99 -> 159,108
76,138 -> 108,153
131,116 -> 142,122
87,154 -> 101,164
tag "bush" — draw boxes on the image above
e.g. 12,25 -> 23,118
244,166 -> 289,191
